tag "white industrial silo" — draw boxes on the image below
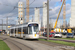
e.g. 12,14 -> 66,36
18,2 -> 25,24
70,0 -> 75,27
43,2 -> 47,28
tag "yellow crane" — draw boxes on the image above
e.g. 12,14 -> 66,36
54,0 -> 65,28
50,0 -> 65,33
53,0 -> 72,33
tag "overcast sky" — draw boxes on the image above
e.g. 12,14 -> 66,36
0,0 -> 71,25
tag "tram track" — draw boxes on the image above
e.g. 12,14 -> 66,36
3,38 -> 22,50
0,35 -> 75,50
0,37 -> 33,50
0,37 -> 22,50
8,38 -> 33,50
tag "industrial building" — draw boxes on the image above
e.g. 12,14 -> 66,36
70,0 -> 75,27
18,2 -> 25,24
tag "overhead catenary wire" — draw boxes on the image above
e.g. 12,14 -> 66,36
0,0 -> 20,17
7,0 -> 21,14
2,0 -> 47,19
0,0 -> 20,7
25,1 -> 47,17
28,3 -> 47,14
1,0 -> 49,18
4,0 -> 35,18
2,0 -> 44,18
29,6 -> 43,14
15,6 -> 46,9
15,2 -> 47,9
3,0 -> 36,21
15,0 -> 46,9
7,13 -> 18,18
0,3 -> 15,7
28,0 -> 35,6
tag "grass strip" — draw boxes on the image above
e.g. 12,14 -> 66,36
57,38 -> 75,40
39,39 -> 75,47
0,39 -> 10,50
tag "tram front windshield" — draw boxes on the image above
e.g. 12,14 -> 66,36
33,24 -> 39,32
28,24 -> 39,34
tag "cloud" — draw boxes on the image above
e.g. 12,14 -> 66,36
49,3 -> 71,27
0,0 -> 71,25
49,3 -> 71,19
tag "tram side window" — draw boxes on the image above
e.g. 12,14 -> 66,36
18,28 -> 21,34
23,27 -> 28,34
11,29 -> 14,34
15,28 -> 17,33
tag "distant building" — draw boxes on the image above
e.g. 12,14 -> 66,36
43,2 -> 47,28
18,2 -> 25,24
70,0 -> 75,27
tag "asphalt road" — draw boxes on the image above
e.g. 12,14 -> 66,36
0,35 -> 75,50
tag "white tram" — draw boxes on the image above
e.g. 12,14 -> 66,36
9,22 -> 39,39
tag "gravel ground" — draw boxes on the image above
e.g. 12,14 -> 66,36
0,35 -> 75,50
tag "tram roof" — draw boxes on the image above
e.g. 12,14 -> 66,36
10,22 -> 38,29
16,22 -> 38,26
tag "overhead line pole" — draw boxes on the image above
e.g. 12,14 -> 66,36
0,19 -> 3,34
6,17 -> 8,34
47,0 -> 49,40
0,19 -> 3,33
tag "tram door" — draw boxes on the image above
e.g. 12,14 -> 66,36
15,28 -> 18,37
12,28 -> 15,37
10,29 -> 14,36
21,27 -> 23,38
18,28 -> 21,37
